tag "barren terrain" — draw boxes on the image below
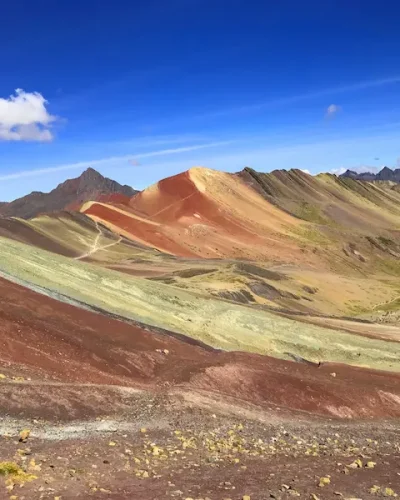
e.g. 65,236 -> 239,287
1,167 -> 400,498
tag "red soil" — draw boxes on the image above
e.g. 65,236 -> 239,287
128,170 -> 271,237
83,169 -> 302,260
1,277 -> 400,419
85,202 -> 198,256
128,170 -> 206,221
66,192 -> 132,212
96,192 -> 131,205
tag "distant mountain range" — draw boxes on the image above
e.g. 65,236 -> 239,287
0,168 -> 138,219
340,166 -> 400,183
2,164 -> 400,221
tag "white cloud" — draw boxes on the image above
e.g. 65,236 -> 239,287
330,167 -> 347,175
0,89 -> 56,142
300,169 -> 311,175
325,104 -> 341,117
330,165 -> 380,176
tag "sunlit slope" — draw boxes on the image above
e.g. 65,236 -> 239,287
82,167 -> 312,262
236,168 -> 400,277
80,167 -> 400,277
0,212 -> 170,265
0,235 -> 399,372
240,168 -> 400,230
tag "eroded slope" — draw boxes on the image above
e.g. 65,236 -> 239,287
0,236 -> 399,372
1,276 -> 400,420
82,167 -> 310,262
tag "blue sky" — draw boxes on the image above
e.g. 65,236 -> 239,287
1,0 -> 400,200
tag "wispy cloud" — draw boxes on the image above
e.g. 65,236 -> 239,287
325,103 -> 341,118
331,165 -> 381,175
330,167 -> 347,175
0,140 -> 231,181
198,75 -> 400,119
103,134 -> 207,149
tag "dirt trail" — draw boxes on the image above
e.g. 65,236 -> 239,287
372,294 -> 400,311
148,191 -> 196,218
75,220 -> 122,260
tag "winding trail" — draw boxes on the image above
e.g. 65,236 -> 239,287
372,294 -> 400,311
75,220 -> 122,260
148,192 -> 196,218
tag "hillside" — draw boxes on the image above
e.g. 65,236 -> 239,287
81,167 -> 313,262
1,165 -> 400,498
239,167 -> 400,228
0,167 -> 137,219
78,167 -> 400,280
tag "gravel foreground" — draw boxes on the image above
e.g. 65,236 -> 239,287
0,394 -> 399,500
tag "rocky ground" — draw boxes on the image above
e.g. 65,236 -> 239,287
0,392 -> 399,500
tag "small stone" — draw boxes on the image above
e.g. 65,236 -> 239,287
348,458 -> 362,469
319,477 -> 331,487
19,429 -> 30,442
383,488 -> 397,497
369,485 -> 380,495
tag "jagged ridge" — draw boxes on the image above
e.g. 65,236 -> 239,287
0,167 -> 137,219
340,166 -> 400,183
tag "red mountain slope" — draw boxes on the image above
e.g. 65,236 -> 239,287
81,167 -> 305,261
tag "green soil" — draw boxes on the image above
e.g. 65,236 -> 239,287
0,236 -> 399,372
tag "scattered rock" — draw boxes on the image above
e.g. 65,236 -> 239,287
19,429 -> 30,442
319,477 -> 331,487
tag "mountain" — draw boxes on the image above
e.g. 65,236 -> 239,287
79,166 -> 400,258
1,164 -> 400,499
80,166 -> 301,260
0,167 -> 137,219
340,166 -> 400,183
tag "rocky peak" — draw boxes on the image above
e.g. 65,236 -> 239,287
0,168 -> 137,219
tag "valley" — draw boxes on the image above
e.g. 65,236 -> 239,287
0,166 -> 399,498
